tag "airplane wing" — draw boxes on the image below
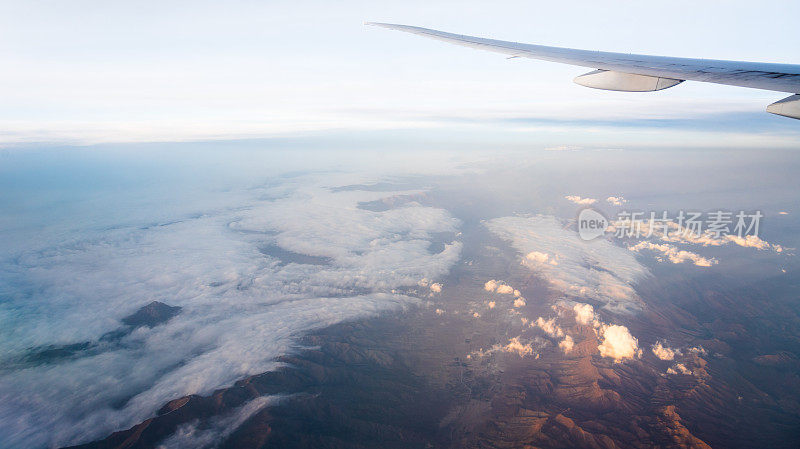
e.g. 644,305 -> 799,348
366,22 -> 800,120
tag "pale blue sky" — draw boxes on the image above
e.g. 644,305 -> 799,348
1,0 -> 799,146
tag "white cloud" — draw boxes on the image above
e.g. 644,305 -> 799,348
606,196 -> 627,206
572,303 -> 595,325
667,363 -> 692,375
597,324 -> 641,362
687,346 -> 707,355
487,215 -> 648,314
496,284 -> 515,295
564,195 -> 597,205
534,317 -> 564,338
559,335 -> 575,354
629,241 -> 717,267
513,297 -> 527,308
0,173 -> 463,448
618,219 -> 784,254
485,280 -> 519,295
525,251 -> 558,265
723,234 -> 783,252
503,336 -> 536,358
651,341 -> 680,361
158,396 -> 277,449
470,336 -> 543,360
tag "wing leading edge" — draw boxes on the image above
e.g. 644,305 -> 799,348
366,22 -> 800,119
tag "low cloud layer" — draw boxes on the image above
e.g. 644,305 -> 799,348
0,173 -> 462,448
487,215 -> 649,314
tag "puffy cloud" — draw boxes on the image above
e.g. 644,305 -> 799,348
429,283 -> 442,293
503,337 -> 536,357
559,335 -> 575,354
572,303 -> 596,326
513,297 -> 527,308
652,341 -> 680,361
606,196 -> 627,206
485,279 -> 518,295
525,251 -> 558,266
487,301 -> 496,309
629,241 -> 717,267
496,284 -> 515,295
487,215 -> 648,314
597,324 -> 641,362
564,195 -> 597,205
534,317 -> 564,338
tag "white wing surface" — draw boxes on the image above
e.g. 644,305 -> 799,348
367,22 -> 800,119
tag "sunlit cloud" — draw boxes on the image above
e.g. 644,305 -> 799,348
558,335 -> 575,354
597,324 -> 641,362
667,363 -> 693,375
606,196 -> 627,206
487,215 -> 648,313
628,241 -> 717,267
533,316 -> 565,338
572,303 -> 597,326
564,195 -> 597,205
470,336 -> 543,359
652,341 -> 681,361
